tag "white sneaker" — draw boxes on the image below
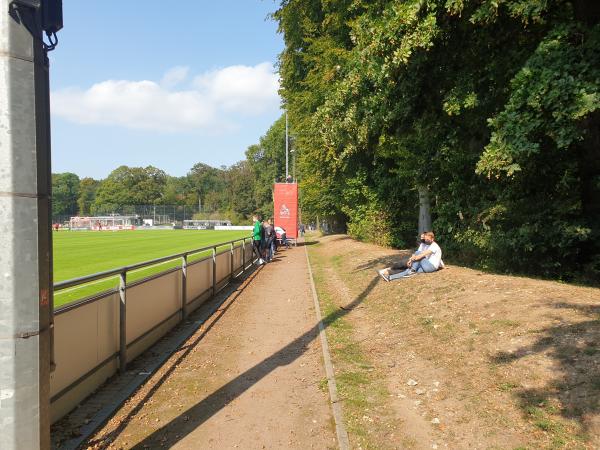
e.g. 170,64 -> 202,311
378,269 -> 390,282
259,258 -> 265,265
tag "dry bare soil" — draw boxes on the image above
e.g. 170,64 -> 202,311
308,234 -> 600,450
84,246 -> 336,449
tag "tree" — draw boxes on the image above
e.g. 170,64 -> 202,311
224,160 -> 255,220
77,177 -> 99,216
93,166 -> 167,212
187,163 -> 226,212
52,173 -> 80,219
245,115 -> 288,219
274,0 -> 600,279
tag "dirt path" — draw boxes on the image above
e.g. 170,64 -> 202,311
86,246 -> 336,449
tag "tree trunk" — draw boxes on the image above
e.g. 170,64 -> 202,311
418,185 -> 432,234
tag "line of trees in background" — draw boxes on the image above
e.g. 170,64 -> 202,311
273,0 -> 599,281
52,116 -> 291,225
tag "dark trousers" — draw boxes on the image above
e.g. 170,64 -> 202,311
252,240 -> 262,260
264,237 -> 274,261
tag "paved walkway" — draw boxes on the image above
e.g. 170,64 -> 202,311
85,245 -> 337,449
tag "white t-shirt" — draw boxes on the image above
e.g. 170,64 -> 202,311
417,242 -> 442,269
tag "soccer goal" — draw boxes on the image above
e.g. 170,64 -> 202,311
69,215 -> 137,231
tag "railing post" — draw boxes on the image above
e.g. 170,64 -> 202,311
181,253 -> 188,320
242,238 -> 246,274
119,270 -> 127,374
212,246 -> 217,296
230,242 -> 234,280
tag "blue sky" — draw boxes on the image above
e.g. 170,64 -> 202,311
49,1 -> 284,179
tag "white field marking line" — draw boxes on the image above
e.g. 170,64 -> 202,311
304,241 -> 350,450
55,258 -> 185,296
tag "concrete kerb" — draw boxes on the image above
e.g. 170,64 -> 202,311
304,239 -> 350,450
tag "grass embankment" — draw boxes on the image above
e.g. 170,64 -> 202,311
307,239 -> 393,449
53,230 -> 248,307
307,234 -> 600,450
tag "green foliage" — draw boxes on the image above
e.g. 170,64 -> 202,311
274,0 -> 600,282
77,177 -> 99,216
341,172 -> 393,246
245,115 -> 288,218
478,23 -> 600,177
93,165 -> 167,212
52,172 -> 80,218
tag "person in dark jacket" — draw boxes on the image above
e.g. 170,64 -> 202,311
262,218 -> 275,262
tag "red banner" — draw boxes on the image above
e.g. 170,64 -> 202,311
273,183 -> 298,239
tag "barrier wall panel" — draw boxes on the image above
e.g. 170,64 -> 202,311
52,302 -> 96,396
216,251 -> 230,284
50,292 -> 118,398
126,270 -> 181,344
50,238 -> 252,424
187,288 -> 211,314
51,359 -> 118,424
244,242 -> 253,265
127,314 -> 180,362
97,292 -> 119,362
233,246 -> 243,272
187,258 -> 212,302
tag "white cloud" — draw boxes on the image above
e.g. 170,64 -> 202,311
194,62 -> 280,114
160,66 -> 189,88
52,62 -> 280,133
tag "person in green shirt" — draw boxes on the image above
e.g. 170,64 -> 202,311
252,214 -> 264,264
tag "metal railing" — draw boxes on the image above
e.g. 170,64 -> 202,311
53,236 -> 251,376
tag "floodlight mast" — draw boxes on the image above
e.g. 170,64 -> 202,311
285,112 -> 289,179
0,1 -> 61,448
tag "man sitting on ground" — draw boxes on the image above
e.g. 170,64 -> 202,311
378,231 -> 443,281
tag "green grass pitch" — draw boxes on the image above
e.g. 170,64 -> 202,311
53,229 -> 249,307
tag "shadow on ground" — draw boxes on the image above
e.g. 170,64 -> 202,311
296,240 -> 319,246
352,251 -> 414,273
108,274 -> 381,449
492,302 -> 600,435
83,264 -> 264,449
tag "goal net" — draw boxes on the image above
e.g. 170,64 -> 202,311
69,216 -> 137,231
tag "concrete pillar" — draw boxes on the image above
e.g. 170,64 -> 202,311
0,2 -> 52,448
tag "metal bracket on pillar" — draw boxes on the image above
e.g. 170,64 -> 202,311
242,238 -> 246,274
119,271 -> 127,374
181,254 -> 188,320
230,242 -> 234,280
212,247 -> 217,296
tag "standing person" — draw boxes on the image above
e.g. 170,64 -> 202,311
270,218 -> 277,257
300,223 -> 305,237
263,218 -> 275,262
260,219 -> 267,261
252,214 -> 264,265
